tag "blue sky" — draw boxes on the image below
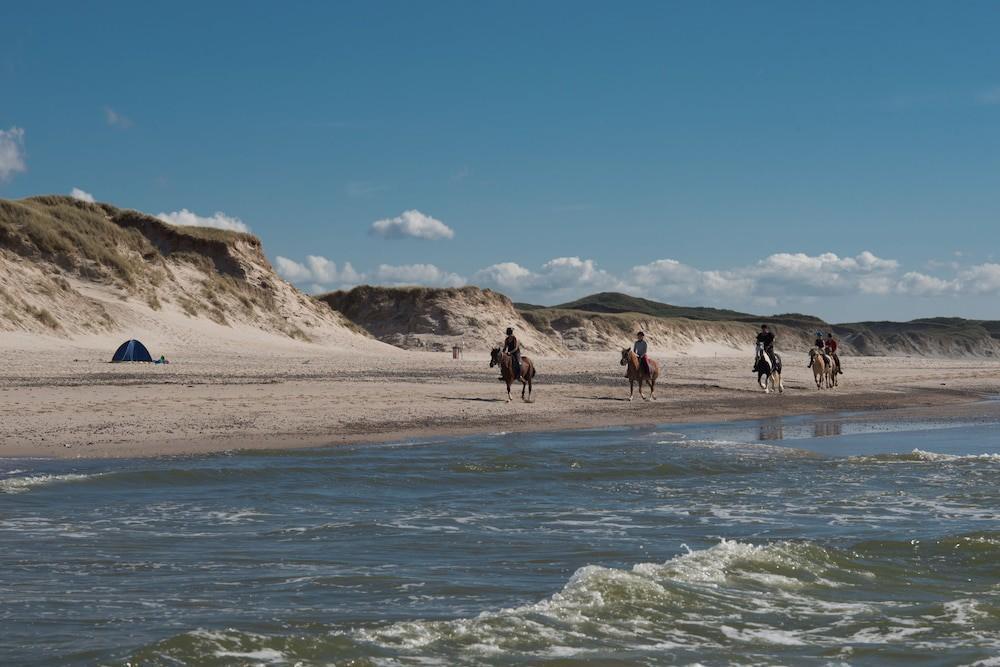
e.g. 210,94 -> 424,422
1,1 -> 999,321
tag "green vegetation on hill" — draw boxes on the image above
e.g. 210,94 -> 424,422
539,292 -> 756,321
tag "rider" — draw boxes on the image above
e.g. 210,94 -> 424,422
809,330 -> 826,368
825,332 -> 843,374
501,326 -> 522,380
634,331 -> 650,375
755,324 -> 777,370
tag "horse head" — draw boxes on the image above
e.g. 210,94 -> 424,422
620,348 -> 631,366
489,347 -> 501,367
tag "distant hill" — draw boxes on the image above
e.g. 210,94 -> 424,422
317,285 -> 568,355
550,292 -> 756,321
318,285 -> 1000,358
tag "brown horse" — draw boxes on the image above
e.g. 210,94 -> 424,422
808,348 -> 834,389
620,348 -> 659,401
490,348 -> 536,402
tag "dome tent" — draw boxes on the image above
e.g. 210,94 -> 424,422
111,339 -> 153,363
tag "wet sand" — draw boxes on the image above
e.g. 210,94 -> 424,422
2,337 -> 999,459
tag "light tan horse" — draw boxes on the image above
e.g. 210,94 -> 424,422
490,348 -> 536,402
808,348 -> 834,389
620,348 -> 659,401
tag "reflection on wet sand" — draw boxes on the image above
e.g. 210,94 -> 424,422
814,421 -> 843,438
759,421 -> 784,441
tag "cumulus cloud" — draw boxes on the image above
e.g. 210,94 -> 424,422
371,210 -> 454,240
156,209 -> 250,233
104,106 -> 133,128
630,259 -> 752,300
0,126 -> 27,181
70,187 -> 95,203
373,263 -> 465,287
274,256 -> 461,291
958,263 -> 1000,294
895,272 -> 959,297
274,256 -> 361,287
473,256 -> 623,301
273,248 -> 1000,312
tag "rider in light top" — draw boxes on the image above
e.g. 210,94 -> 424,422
825,332 -> 843,374
755,324 -> 777,370
634,331 -> 649,374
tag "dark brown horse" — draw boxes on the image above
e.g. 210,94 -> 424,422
490,348 -> 536,402
620,348 -> 659,401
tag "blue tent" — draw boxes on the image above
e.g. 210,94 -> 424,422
111,339 -> 153,363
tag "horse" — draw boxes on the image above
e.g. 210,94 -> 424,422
753,343 -> 783,394
808,348 -> 834,389
620,348 -> 659,401
490,347 -> 536,402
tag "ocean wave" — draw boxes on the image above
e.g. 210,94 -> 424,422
126,537 -> 1000,664
0,473 -> 96,495
849,449 -> 1000,464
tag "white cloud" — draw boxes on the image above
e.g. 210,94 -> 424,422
629,259 -> 752,300
895,272 -> 958,297
371,210 -> 454,240
274,255 -> 361,288
70,187 -> 95,203
473,262 -> 535,291
959,263 -> 1000,294
104,106 -> 132,128
274,248 -> 1000,312
156,209 -> 250,233
373,263 -> 465,287
276,256 -> 464,291
473,256 -> 623,302
0,126 -> 26,181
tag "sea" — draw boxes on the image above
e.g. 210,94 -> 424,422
2,410 -> 1000,666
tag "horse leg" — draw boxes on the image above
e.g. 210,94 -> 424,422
628,379 -> 634,402
506,380 -> 512,402
648,378 -> 656,401
521,379 -> 527,401
777,372 -> 784,393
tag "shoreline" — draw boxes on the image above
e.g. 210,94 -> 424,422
3,354 -> 999,459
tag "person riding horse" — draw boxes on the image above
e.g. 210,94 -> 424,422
633,331 -> 650,375
500,327 -> 522,380
825,332 -> 843,374
755,325 -> 777,371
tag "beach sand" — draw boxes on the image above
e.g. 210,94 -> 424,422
3,325 -> 1000,459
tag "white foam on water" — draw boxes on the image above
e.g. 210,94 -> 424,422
719,625 -> 807,645
0,473 -> 96,494
850,449 -> 1000,464
214,648 -> 287,663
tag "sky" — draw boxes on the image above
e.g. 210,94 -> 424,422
1,1 -> 999,322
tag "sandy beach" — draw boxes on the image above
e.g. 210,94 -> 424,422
3,329 -> 999,459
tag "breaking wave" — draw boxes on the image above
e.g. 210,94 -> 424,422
129,537 -> 1000,665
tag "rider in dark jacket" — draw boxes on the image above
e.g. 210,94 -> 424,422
634,331 -> 649,375
501,327 -> 522,380
755,325 -> 777,370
